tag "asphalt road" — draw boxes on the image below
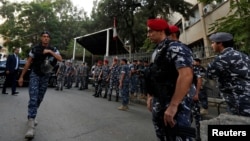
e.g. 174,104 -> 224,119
0,86 -> 156,141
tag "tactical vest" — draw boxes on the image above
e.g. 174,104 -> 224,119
31,44 -> 57,76
145,39 -> 178,96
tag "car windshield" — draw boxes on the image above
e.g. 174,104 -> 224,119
0,60 -> 6,67
0,60 -> 26,68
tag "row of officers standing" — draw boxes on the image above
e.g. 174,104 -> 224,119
91,58 -> 150,102
53,54 -> 209,141
54,60 -> 90,91
54,57 -> 149,111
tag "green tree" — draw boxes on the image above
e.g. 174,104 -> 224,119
0,0 -> 91,59
94,0 -> 193,53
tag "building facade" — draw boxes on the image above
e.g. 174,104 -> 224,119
170,0 -> 230,63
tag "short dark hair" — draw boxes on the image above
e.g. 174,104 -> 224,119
13,47 -> 20,52
221,40 -> 234,48
194,58 -> 201,63
121,58 -> 127,64
40,31 -> 51,37
165,28 -> 171,36
175,31 -> 181,39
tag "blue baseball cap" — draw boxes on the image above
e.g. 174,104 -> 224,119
209,32 -> 233,42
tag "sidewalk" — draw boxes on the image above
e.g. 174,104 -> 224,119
88,85 -> 227,119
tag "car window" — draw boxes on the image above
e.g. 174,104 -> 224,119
0,60 -> 6,68
19,60 -> 26,68
0,60 -> 26,68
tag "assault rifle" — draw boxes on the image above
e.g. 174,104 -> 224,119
165,124 -> 196,139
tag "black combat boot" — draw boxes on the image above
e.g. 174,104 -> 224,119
103,93 -> 107,98
93,88 -> 98,96
79,86 -> 83,90
108,94 -> 111,101
94,92 -> 100,98
93,92 -> 97,97
115,94 -> 119,102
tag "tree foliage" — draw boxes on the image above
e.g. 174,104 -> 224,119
95,0 -> 193,53
0,0 -> 195,61
0,0 -> 91,59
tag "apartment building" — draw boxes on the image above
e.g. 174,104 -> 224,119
169,0 -> 230,60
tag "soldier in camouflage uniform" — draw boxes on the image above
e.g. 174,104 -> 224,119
83,62 -> 89,89
169,25 -> 199,140
93,60 -> 103,97
98,59 -> 110,98
118,58 -> 130,110
191,59 -> 203,141
129,60 -> 138,98
74,63 -> 80,88
77,62 -> 86,90
193,58 -> 208,116
146,18 -> 195,141
55,60 -> 66,91
207,32 -> 250,117
137,60 -> 145,99
18,31 -> 62,139
65,61 -> 74,89
107,58 -> 120,101
139,60 -> 150,100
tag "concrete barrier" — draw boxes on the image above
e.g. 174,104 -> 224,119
200,113 -> 250,141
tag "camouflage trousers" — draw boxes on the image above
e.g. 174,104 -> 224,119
94,79 -> 102,95
199,88 -> 208,109
79,75 -> 86,89
28,71 -> 50,119
191,100 -> 201,139
151,85 -> 193,141
65,75 -> 73,88
97,79 -> 109,96
130,75 -> 138,94
108,79 -> 119,96
56,73 -> 64,90
120,83 -> 129,106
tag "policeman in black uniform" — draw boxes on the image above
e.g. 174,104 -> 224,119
18,31 -> 62,139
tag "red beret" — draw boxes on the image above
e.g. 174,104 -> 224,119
98,60 -> 103,64
147,19 -> 169,31
104,60 -> 109,64
169,25 -> 179,33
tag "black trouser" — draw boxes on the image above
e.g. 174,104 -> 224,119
2,70 -> 18,94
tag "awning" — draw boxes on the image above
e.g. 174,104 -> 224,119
76,28 -> 128,56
